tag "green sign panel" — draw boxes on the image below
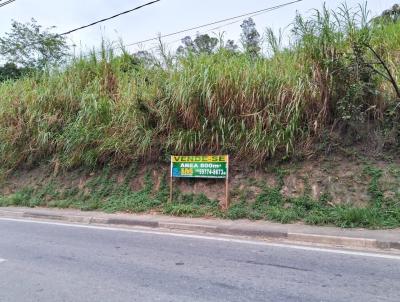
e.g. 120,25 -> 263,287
171,155 -> 228,179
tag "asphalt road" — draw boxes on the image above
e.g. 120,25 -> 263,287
0,218 -> 399,302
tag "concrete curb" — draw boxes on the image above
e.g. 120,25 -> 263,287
287,233 -> 379,249
107,218 -> 159,228
1,208 -> 399,251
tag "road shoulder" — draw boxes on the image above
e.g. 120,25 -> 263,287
0,206 -> 399,251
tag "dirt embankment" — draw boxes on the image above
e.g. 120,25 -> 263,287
1,152 -> 399,208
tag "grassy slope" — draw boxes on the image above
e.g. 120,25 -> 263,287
0,6 -> 399,228
0,7 -> 399,172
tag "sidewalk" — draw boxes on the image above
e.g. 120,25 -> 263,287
1,206 -> 399,251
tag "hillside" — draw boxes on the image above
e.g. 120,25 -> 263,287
0,5 -> 399,228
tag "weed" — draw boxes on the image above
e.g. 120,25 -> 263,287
254,187 -> 284,207
156,172 -> 169,203
0,187 -> 39,207
364,166 -> 384,206
226,201 -> 251,220
0,169 -> 399,229
266,207 -> 300,224
164,192 -> 221,217
103,192 -> 162,213
273,167 -> 288,190
1,5 -> 399,171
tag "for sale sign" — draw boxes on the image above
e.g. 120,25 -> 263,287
171,155 -> 228,179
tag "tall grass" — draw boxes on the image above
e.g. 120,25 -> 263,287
0,4 -> 399,171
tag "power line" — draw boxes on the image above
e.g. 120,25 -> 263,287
75,0 -> 302,58
0,1 -> 160,57
142,9 -> 283,53
60,0 -> 161,36
0,0 -> 16,8
0,0 -> 15,7
123,0 -> 303,49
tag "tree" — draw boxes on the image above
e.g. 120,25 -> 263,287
0,62 -> 29,82
240,18 -> 261,56
193,34 -> 219,54
224,39 -> 239,53
0,19 -> 69,69
372,4 -> 400,24
347,6 -> 400,101
177,34 -> 218,55
177,36 -> 195,54
381,4 -> 400,22
134,50 -> 157,66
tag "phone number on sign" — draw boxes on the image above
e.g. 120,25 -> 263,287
197,169 -> 226,176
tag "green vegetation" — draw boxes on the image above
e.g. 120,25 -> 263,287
0,19 -> 69,70
1,163 -> 399,229
0,4 -> 399,229
1,5 -> 399,170
227,187 -> 400,229
224,164 -> 400,228
0,168 -> 221,218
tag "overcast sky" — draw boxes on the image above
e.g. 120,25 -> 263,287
0,0 -> 396,55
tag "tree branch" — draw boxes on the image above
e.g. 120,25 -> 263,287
364,43 -> 400,99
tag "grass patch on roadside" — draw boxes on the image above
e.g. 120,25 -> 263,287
1,164 -> 399,229
225,189 -> 400,229
224,165 -> 400,229
163,193 -> 221,218
0,169 -> 221,218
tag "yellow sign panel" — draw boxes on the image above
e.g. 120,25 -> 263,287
171,155 -> 228,163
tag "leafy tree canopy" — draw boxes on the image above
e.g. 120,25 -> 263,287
0,62 -> 30,82
240,18 -> 261,56
177,34 -> 219,55
381,4 -> 400,22
0,18 -> 69,69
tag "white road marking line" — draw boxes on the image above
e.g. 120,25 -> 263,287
0,258 -> 6,263
1,217 -> 400,261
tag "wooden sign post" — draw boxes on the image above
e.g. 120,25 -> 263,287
225,155 -> 230,209
170,155 -> 230,209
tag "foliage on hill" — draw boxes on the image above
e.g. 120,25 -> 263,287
0,5 -> 399,172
